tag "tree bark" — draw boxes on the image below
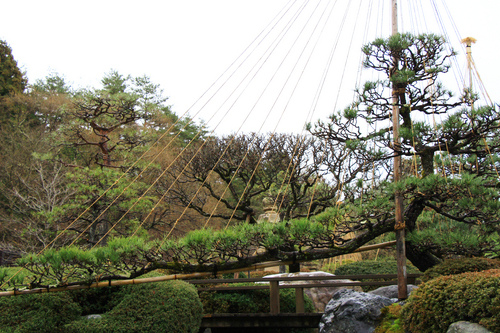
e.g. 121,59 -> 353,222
403,197 -> 441,271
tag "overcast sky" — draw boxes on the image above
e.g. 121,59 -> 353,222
1,0 -> 498,134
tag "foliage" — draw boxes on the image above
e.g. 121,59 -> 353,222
334,259 -> 420,291
200,283 -> 315,333
3,31 -> 500,292
375,303 -> 404,333
12,211 -> 372,289
68,286 -> 124,316
222,271 -> 247,279
16,236 -> 155,288
309,32 -> 500,272
0,85 -> 74,253
407,209 -> 500,259
320,259 -> 358,274
401,269 -> 500,332
32,72 -> 72,95
0,291 -> 81,333
0,39 -> 27,96
334,258 -> 420,275
56,167 -> 158,246
420,258 -> 500,283
0,267 -> 29,289
167,133 -> 344,223
65,279 -> 202,333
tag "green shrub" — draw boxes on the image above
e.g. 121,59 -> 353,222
421,257 -> 500,282
64,316 -> 111,333
200,282 -> 314,314
375,303 -> 404,333
200,284 -> 315,333
401,269 -> 500,333
0,292 -> 81,333
334,259 -> 420,291
66,280 -> 203,333
0,267 -> 30,289
69,286 -> 124,316
222,271 -> 248,279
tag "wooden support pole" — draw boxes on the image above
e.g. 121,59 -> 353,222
392,0 -> 408,300
295,287 -> 305,313
269,280 -> 280,314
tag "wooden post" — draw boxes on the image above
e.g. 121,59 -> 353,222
392,0 -> 408,300
270,280 -> 280,314
288,262 -> 300,273
295,287 -> 305,313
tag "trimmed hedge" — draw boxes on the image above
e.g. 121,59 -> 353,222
0,275 -> 203,333
421,257 -> 500,282
0,292 -> 81,333
334,259 -> 420,291
200,284 -> 315,333
401,269 -> 500,333
66,280 -> 203,333
200,283 -> 315,314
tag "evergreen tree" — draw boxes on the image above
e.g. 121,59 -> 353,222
0,40 -> 27,96
310,33 -> 500,271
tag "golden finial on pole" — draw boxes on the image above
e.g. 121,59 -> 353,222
461,37 -> 477,107
461,36 -> 477,46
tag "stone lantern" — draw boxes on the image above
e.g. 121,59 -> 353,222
257,198 -> 281,224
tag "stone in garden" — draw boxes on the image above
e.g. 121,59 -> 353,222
447,321 -> 493,333
263,271 -> 363,312
319,289 -> 396,333
368,284 -> 418,299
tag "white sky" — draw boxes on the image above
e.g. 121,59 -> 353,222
1,0 -> 499,135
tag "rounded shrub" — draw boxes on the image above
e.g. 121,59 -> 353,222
66,280 -> 203,333
0,291 -> 81,333
401,269 -> 500,333
111,280 -> 203,332
334,259 -> 420,291
421,257 -> 500,282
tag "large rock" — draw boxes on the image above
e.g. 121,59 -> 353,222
263,271 -> 362,312
319,289 -> 396,333
447,321 -> 493,333
368,285 -> 418,299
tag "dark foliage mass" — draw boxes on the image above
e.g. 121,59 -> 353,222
334,259 -> 421,291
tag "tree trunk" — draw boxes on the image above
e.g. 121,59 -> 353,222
403,196 -> 441,271
405,241 -> 441,271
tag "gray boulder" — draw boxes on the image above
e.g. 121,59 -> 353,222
369,284 -> 418,299
263,271 -> 362,312
447,321 -> 493,333
319,289 -> 396,333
